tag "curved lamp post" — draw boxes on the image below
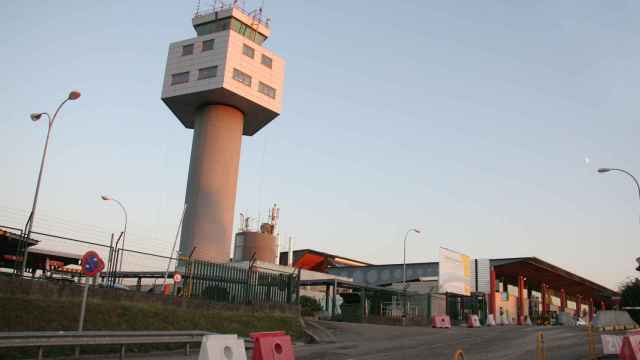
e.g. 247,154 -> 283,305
19,91 -> 81,275
402,228 -> 421,325
597,167 -> 640,272
597,168 -> 640,202
101,195 -> 127,284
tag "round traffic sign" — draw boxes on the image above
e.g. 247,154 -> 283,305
173,273 -> 182,283
81,251 -> 105,277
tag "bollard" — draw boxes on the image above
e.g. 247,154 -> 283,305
536,332 -> 547,360
452,349 -> 465,360
587,325 -> 597,360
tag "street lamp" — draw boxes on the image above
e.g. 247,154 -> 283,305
597,167 -> 640,272
597,168 -> 640,202
101,195 -> 127,283
402,228 -> 421,326
19,90 -> 81,275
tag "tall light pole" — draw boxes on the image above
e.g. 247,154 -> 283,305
597,168 -> 640,203
402,228 -> 421,326
101,195 -> 127,283
597,167 -> 640,272
19,90 -> 81,275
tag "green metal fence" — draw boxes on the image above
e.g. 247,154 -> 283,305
176,257 -> 298,305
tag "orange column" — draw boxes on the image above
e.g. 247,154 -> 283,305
560,289 -> 566,312
576,295 -> 582,318
589,299 -> 594,322
541,283 -> 547,317
489,268 -> 497,318
517,275 -> 525,325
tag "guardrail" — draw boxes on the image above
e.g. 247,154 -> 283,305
0,330 -> 251,359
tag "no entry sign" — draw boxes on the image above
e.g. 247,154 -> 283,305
173,272 -> 182,283
81,251 -> 105,277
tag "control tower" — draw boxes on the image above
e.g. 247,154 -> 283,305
161,4 -> 284,262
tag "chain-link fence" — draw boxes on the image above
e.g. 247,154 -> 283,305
0,220 -> 299,305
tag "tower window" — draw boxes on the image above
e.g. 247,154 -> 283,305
171,71 -> 189,85
181,44 -> 194,56
261,55 -> 273,69
202,39 -> 215,52
198,66 -> 218,80
232,68 -> 252,87
242,44 -> 255,59
258,82 -> 276,99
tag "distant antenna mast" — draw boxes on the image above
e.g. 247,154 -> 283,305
270,204 -> 280,234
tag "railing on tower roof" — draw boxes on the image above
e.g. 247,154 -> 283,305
193,2 -> 270,29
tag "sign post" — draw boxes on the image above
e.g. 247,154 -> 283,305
173,272 -> 182,296
78,251 -> 105,331
75,251 -> 104,357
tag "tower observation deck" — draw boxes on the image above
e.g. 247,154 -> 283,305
161,4 -> 285,262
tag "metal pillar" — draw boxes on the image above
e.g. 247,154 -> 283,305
360,288 -> 366,322
331,280 -> 337,319
325,285 -> 330,313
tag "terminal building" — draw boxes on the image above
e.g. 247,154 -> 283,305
282,249 -> 618,325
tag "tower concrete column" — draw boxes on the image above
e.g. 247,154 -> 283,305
180,105 -> 244,262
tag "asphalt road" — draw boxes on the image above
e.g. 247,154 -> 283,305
295,320 -> 602,360
80,321 -> 604,360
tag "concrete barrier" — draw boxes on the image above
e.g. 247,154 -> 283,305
592,310 -> 639,331
556,312 -> 576,326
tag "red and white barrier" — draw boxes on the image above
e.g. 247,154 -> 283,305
601,334 -> 624,356
620,334 -> 640,360
467,315 -> 481,328
250,331 -> 294,360
432,315 -> 451,329
198,334 -> 247,360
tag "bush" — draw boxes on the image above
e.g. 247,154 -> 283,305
620,278 -> 640,324
300,295 -> 323,317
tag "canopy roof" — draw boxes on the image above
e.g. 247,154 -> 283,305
492,257 -> 618,302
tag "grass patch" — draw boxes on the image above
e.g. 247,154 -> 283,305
0,295 -> 302,359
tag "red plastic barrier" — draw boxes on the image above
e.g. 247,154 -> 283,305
467,315 -> 481,328
620,334 -> 640,360
432,315 -> 451,329
251,331 -> 294,360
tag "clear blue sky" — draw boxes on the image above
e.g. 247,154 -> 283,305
0,1 -> 638,289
